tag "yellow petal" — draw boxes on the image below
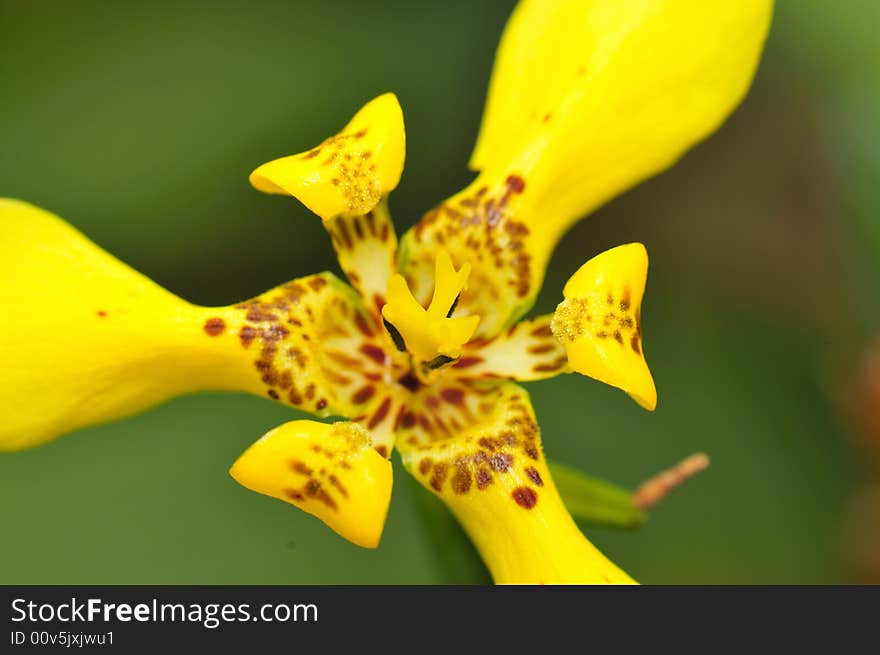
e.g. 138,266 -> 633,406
250,92 -> 405,218
402,0 -> 772,335
0,199 -> 248,449
230,420 -> 392,548
551,243 -> 656,411
0,199 -> 395,451
454,315 -> 568,382
251,94 -> 405,312
397,382 -> 635,584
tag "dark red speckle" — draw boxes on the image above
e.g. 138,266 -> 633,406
203,317 -> 226,336
506,175 -> 526,193
512,486 -> 538,509
524,466 -> 543,486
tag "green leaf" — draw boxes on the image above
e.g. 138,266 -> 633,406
549,460 -> 645,530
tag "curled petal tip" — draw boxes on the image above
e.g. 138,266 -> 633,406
249,93 -> 405,221
230,420 -> 393,549
553,243 -> 657,411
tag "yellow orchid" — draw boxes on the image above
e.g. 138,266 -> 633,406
0,0 -> 772,583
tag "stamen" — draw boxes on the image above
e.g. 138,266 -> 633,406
381,251 -> 480,364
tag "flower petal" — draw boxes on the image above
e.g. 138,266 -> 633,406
551,243 -> 656,410
230,420 -> 392,548
0,199 -> 247,449
452,315 -> 569,382
397,382 -> 635,584
0,199 -> 390,450
250,93 -> 405,313
402,0 -> 772,335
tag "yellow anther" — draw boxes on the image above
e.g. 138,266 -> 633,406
381,251 -> 480,363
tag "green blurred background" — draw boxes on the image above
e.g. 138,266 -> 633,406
1,0 -> 878,584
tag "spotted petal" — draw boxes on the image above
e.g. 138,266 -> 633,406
401,0 -> 772,335
251,93 -> 405,316
397,381 -> 635,584
552,243 -> 656,410
0,199 -> 388,450
230,420 -> 393,548
453,315 -> 568,382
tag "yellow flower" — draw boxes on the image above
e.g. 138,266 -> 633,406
0,0 -> 772,583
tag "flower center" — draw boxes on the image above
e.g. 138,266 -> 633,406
380,251 -> 481,382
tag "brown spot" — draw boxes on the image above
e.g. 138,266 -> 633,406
368,397 -> 392,429
451,467 -> 472,494
374,445 -> 388,458
336,220 -> 353,249
476,468 -> 493,489
246,306 -> 278,322
419,458 -> 433,475
440,387 -> 465,405
512,486 -> 538,509
527,343 -> 556,355
96,310 -> 107,318
354,312 -> 375,337
308,277 -> 327,292
328,474 -> 348,498
288,388 -> 303,405
453,356 -> 484,369
283,488 -> 305,502
630,334 -> 642,355
397,371 -> 422,392
304,479 -> 337,510
505,174 -> 525,195
239,326 -> 257,348
524,466 -> 543,486
524,443 -> 539,460
530,324 -> 553,338
430,462 -> 449,491
316,398 -> 328,411
278,370 -> 293,390
267,389 -> 279,400
289,460 -> 313,476
401,411 -> 417,429
360,343 -> 387,365
352,385 -> 376,404
490,453 -> 513,473
302,148 -> 321,159
263,324 -> 290,342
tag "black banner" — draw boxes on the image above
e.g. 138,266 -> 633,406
1,586 -> 876,650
